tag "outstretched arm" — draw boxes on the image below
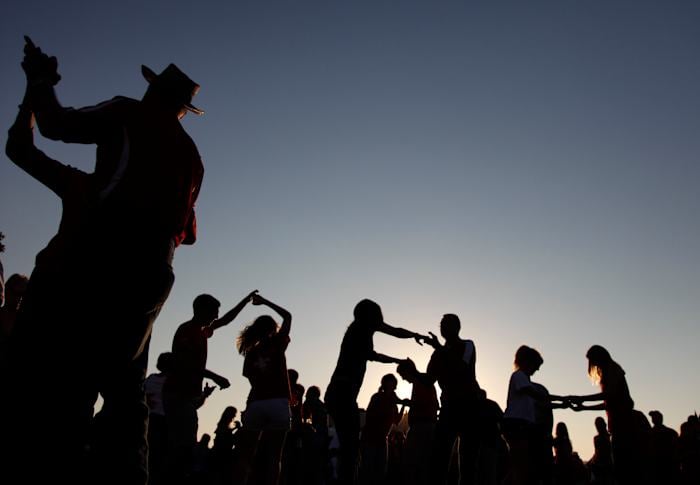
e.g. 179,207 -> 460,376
209,290 -> 258,332
423,332 -> 443,350
566,392 -> 605,403
252,293 -> 292,336
571,402 -> 606,412
377,322 -> 428,346
369,351 -> 403,365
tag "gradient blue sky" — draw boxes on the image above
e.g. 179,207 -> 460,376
2,0 -> 699,458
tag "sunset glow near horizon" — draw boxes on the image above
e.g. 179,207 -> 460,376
2,0 -> 699,460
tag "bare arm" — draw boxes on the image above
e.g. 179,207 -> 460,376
377,322 -> 427,345
252,293 -> 292,336
567,392 -> 605,403
423,332 -> 443,350
521,385 -> 550,402
203,369 -> 230,389
194,382 -> 217,409
369,351 -> 403,365
550,402 -> 570,410
209,290 -> 258,331
572,402 -> 606,412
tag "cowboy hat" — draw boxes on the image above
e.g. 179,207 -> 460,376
142,63 -> 203,115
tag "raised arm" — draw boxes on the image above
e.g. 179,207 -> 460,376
209,290 -> 258,332
22,36 -> 123,144
6,92 -> 88,197
252,293 -> 292,336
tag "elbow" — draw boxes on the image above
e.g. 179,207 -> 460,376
32,111 -> 66,140
5,137 -> 16,161
6,137 -> 28,165
35,121 -> 63,141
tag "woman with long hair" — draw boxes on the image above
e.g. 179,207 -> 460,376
567,345 -> 648,485
230,293 -> 292,485
210,406 -> 240,485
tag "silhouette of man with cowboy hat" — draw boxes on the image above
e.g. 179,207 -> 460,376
0,36 -> 205,485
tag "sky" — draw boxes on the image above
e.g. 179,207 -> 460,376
2,0 -> 699,459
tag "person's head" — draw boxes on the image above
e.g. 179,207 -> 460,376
4,273 -> 28,307
199,433 -> 211,447
648,410 -> 663,427
439,314 -> 461,340
220,406 -> 237,424
514,345 -> 543,375
555,422 -> 570,438
586,345 -> 613,384
396,358 -> 418,383
353,299 -> 383,327
594,416 -> 608,434
379,373 -> 398,392
141,63 -> 203,119
192,294 -> 220,323
288,369 -> 299,384
680,420 -> 692,438
156,352 -> 175,373
306,385 -> 321,401
236,315 -> 278,356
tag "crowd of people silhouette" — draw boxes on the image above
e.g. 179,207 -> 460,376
0,38 -> 699,485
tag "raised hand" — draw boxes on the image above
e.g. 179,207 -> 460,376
22,36 -> 61,86
423,331 -> 442,349
202,383 -> 217,398
251,292 -> 265,306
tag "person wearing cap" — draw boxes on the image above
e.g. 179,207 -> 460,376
0,37 -> 204,485
324,299 -> 430,485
